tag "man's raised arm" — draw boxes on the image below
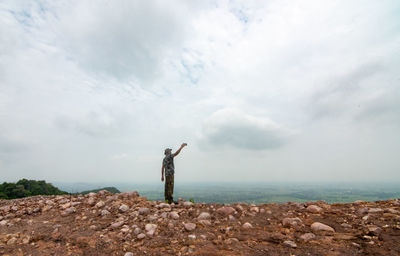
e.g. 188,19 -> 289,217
173,143 -> 187,157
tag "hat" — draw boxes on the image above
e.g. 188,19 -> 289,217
164,148 -> 172,155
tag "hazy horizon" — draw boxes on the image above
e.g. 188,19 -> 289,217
1,1 -> 399,183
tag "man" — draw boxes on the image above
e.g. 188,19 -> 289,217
161,143 -> 187,204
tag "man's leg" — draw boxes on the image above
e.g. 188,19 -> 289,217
165,174 -> 174,203
164,174 -> 169,202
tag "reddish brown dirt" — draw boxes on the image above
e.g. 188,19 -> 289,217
0,191 -> 399,256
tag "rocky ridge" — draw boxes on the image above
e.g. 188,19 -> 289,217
0,191 -> 399,255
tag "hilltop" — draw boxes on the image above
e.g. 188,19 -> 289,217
0,191 -> 399,255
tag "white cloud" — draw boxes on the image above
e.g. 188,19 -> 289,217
199,108 -> 292,150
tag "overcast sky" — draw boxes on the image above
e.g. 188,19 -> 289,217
1,0 -> 399,183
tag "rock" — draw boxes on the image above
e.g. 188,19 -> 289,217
300,233 -> 316,242
368,226 -> 382,236
250,206 -> 259,213
228,215 -> 236,221
7,237 -> 17,245
158,203 -> 171,209
282,217 -> 302,228
110,221 -> 124,228
307,205 -> 323,213
184,222 -> 196,231
88,192 -> 96,197
100,209 -> 110,216
216,206 -> 235,216
87,197 -> 96,206
137,233 -> 146,239
183,201 -> 194,207
145,223 -> 157,232
0,220 -> 8,226
283,240 -> 297,248
242,222 -> 253,229
198,220 -> 211,226
95,201 -> 105,208
133,227 -> 142,235
197,212 -> 211,220
357,208 -> 369,215
138,207 -> 150,215
341,223 -> 352,229
119,204 -> 129,213
311,222 -> 335,233
124,253 -> 134,256
169,211 -> 179,219
368,208 -> 383,213
62,207 -> 76,216
188,234 -> 196,240
60,202 -> 71,209
22,236 -> 31,244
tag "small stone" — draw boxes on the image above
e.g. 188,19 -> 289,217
368,208 -> 383,213
133,227 -> 142,235
242,222 -> 253,229
119,204 -> 129,213
341,223 -> 352,228
7,237 -> 17,245
188,234 -> 196,240
158,203 -> 171,209
368,226 -> 382,236
198,220 -> 211,226
95,201 -> 105,208
100,209 -> 110,216
282,217 -> 302,228
0,220 -> 8,226
307,205 -> 322,213
283,240 -> 297,248
300,233 -> 316,242
216,206 -> 235,216
145,223 -> 157,232
110,221 -> 124,228
184,222 -> 196,231
62,207 -> 76,216
197,212 -> 211,220
137,233 -> 146,239
250,206 -> 259,213
22,236 -> 31,244
124,253 -> 134,256
183,201 -> 194,207
228,215 -> 236,221
138,207 -> 150,215
169,211 -> 179,219
311,222 -> 335,233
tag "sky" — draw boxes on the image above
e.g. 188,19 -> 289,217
0,0 -> 399,183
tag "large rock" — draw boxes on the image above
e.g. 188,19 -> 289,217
311,222 -> 335,233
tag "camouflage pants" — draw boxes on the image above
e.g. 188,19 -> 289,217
164,173 -> 174,203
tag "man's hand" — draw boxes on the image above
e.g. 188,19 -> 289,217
161,176 -> 164,182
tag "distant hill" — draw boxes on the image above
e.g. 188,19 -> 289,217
79,187 -> 120,194
0,179 -> 68,199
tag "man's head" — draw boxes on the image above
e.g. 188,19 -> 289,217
164,148 -> 172,155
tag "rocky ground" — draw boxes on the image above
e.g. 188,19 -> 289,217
0,191 -> 399,256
